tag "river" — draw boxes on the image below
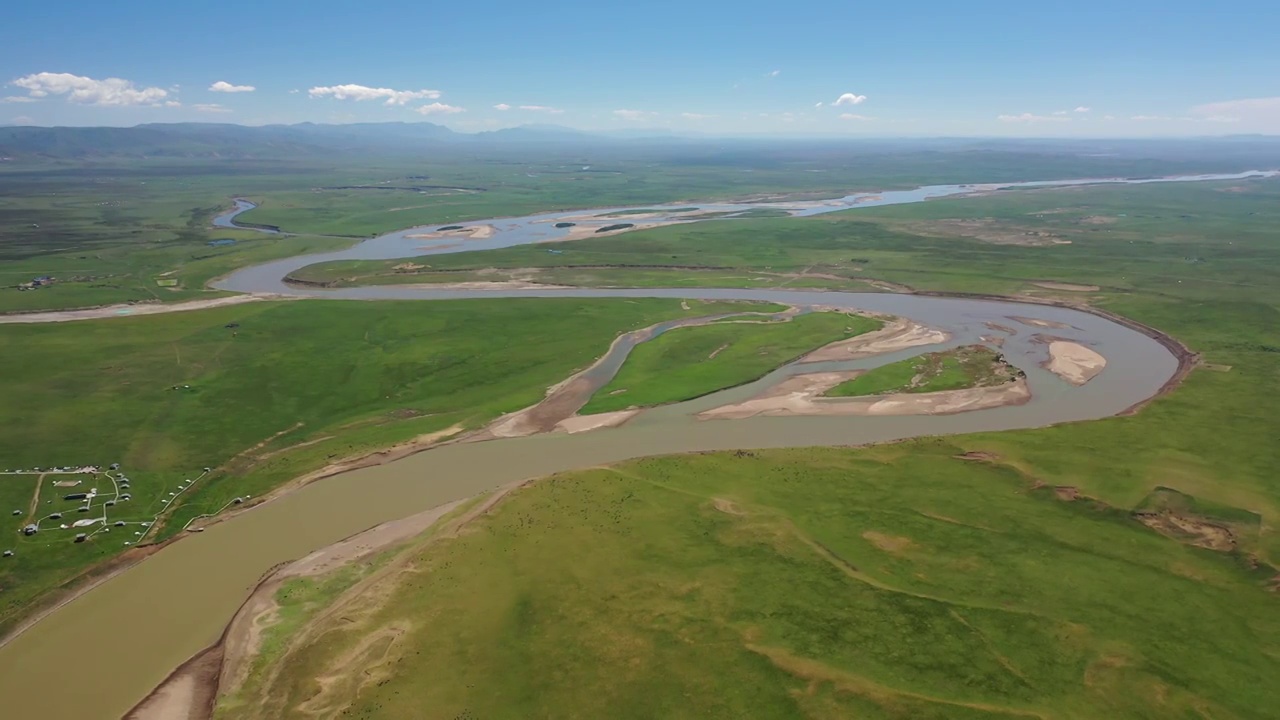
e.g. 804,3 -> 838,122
0,170 -> 1269,718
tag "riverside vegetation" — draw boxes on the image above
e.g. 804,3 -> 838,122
217,176 -> 1280,719
3,147 -> 1279,718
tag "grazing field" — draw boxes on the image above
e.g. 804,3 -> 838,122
218,177 -> 1280,719
6,151 -> 1273,313
294,177 -> 1280,305
826,345 -> 1018,397
228,445 -> 1279,719
580,311 -> 882,414
0,297 -> 755,635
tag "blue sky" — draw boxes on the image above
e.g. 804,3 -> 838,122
4,0 -> 1278,136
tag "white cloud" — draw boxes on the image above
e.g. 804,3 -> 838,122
834,93 -> 867,106
493,103 -> 511,111
11,115 -> 34,125
1189,96 -> 1280,126
288,89 -> 300,94
613,109 -> 657,120
209,81 -> 255,93
681,112 -> 713,120
192,103 -> 231,113
1103,115 -> 1116,121
1074,106 -> 1091,113
164,100 -> 181,108
997,112 -> 1070,123
839,113 -> 872,121
3,96 -> 37,103
11,72 -> 170,106
766,69 -> 781,78
1053,110 -> 1069,116
814,101 -> 823,108
415,102 -> 466,116
1130,115 -> 1172,121
308,84 -> 441,106
518,104 -> 563,114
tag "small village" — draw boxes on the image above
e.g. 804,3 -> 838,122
2,463 -> 238,559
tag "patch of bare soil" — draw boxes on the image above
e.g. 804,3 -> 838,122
1078,215 -> 1118,225
798,318 -> 950,363
862,530 -> 916,555
897,218 -> 1070,246
1032,281 -> 1100,292
1054,486 -> 1081,501
1134,512 -> 1236,552
954,451 -> 1000,462
0,294 -> 290,324
712,498 -> 746,515
699,373 -> 1030,420
1041,340 -> 1107,385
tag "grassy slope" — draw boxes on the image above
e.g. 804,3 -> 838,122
0,297 -> 755,634
580,312 -> 882,414
243,446 -> 1279,720
827,346 -> 1011,397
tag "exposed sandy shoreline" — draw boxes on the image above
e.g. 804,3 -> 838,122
699,372 -> 1030,420
0,294 -> 287,324
799,317 -> 950,363
405,224 -> 497,241
1042,340 -> 1107,385
127,488 -> 496,720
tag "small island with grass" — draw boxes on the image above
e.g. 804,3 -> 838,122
825,344 -> 1022,397
579,311 -> 882,415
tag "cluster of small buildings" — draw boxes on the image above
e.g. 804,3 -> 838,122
17,275 -> 53,291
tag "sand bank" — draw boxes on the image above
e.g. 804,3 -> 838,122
1042,341 -> 1106,385
699,372 -> 1030,420
798,318 -> 950,363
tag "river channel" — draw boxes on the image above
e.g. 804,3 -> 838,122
0,170 -> 1272,718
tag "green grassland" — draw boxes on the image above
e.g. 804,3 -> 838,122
6,150 -> 1272,314
0,297 -> 756,634
827,345 -> 1018,397
234,445 -> 1279,719
293,177 -> 1280,305
580,312 -> 883,414
221,176 -> 1280,718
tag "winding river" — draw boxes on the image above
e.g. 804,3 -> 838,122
0,170 -> 1273,718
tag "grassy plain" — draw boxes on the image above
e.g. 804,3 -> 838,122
580,312 -> 882,414
4,150 -> 1270,313
224,177 -> 1280,718
234,446 -> 1279,719
826,345 -> 1016,397
0,297 -> 755,634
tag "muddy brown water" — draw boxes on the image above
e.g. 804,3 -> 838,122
1,171 -> 1255,718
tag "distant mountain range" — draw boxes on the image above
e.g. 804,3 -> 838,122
0,121 -> 648,159
1,121 -> 1278,161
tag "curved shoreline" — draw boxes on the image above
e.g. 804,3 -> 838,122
0,173 -> 1223,719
